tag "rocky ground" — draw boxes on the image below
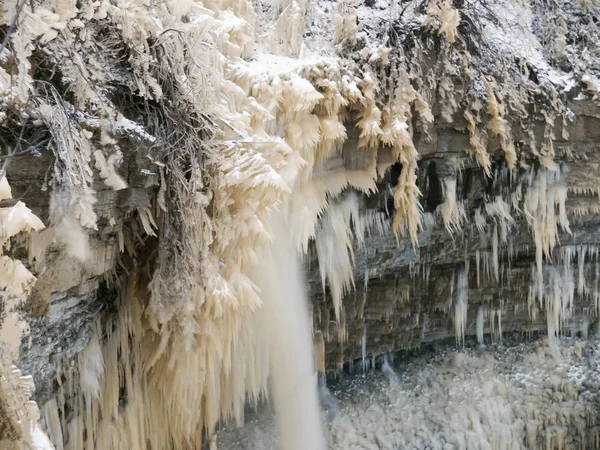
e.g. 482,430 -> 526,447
217,334 -> 600,449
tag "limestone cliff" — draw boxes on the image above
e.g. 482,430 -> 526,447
0,0 -> 599,448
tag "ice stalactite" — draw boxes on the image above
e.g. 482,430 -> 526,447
383,70 -> 432,246
425,0 -> 461,43
476,306 -> 485,345
333,0 -> 358,46
524,166 -> 571,287
483,78 -> 517,168
497,308 -> 502,342
529,263 -> 575,347
361,325 -> 367,373
521,167 -> 573,344
315,193 -> 362,321
488,307 -> 504,343
314,330 -> 326,375
464,108 -> 491,176
577,245 -> 587,297
454,265 -> 469,345
479,194 -> 516,286
440,176 -> 465,235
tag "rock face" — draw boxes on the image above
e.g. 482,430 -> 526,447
7,148 -> 157,403
9,95 -> 600,415
1,0 -> 600,447
309,95 -> 600,370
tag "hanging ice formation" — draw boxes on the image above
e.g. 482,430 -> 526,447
1,0 -> 600,448
1,0 -> 430,445
0,178 -> 53,448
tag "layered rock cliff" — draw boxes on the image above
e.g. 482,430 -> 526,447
1,0 -> 599,448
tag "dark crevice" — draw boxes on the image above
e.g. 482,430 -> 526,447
425,161 -> 443,212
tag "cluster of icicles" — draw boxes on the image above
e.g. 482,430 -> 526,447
0,0 -> 587,448
0,177 -> 53,449
1,0 -> 435,446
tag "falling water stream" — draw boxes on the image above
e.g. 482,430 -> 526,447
251,211 -> 326,450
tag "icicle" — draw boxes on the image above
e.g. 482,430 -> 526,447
532,264 -> 576,348
578,245 -> 587,296
496,309 -> 502,342
454,265 -> 469,345
476,306 -> 485,345
492,224 -> 499,283
314,193 -> 363,322
0,178 -> 51,448
440,177 -> 465,234
523,167 -> 572,286
474,208 -> 487,234
362,325 -> 367,373
476,250 -> 481,287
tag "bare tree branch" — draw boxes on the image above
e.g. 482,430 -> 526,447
0,0 -> 28,57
